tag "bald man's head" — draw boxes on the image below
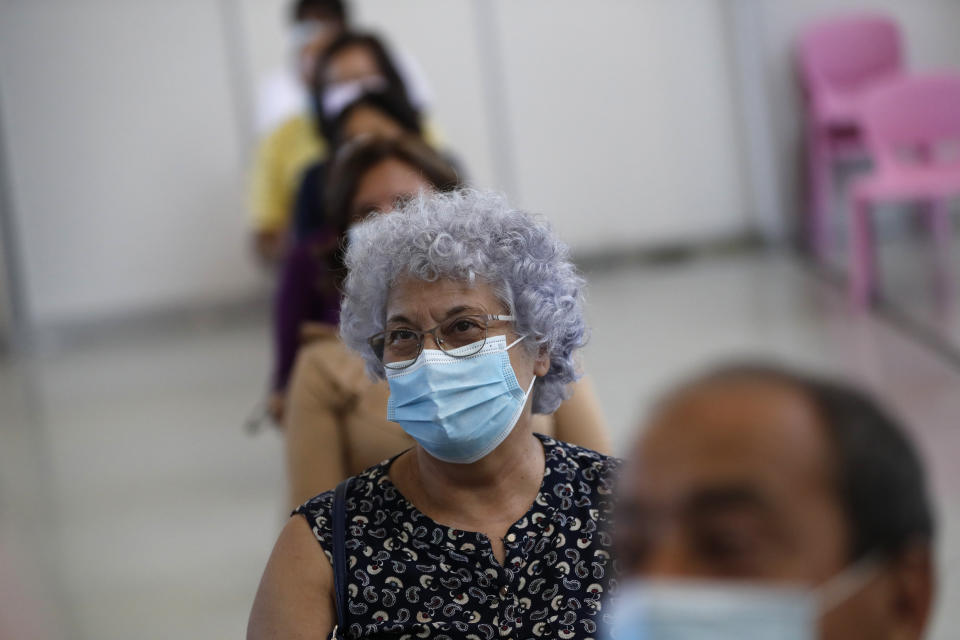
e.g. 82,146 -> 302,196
615,363 -> 935,640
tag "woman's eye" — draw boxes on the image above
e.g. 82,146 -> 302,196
451,319 -> 480,333
388,329 -> 418,344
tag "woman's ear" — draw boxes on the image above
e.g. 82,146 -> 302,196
534,347 -> 550,377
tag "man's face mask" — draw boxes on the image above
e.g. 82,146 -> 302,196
605,556 -> 879,640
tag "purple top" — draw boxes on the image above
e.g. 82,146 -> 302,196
272,228 -> 343,392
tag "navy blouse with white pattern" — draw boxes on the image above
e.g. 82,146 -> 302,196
294,434 -> 621,640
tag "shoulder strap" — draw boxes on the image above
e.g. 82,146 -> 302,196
331,478 -> 351,639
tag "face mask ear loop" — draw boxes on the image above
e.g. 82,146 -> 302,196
506,335 -> 526,351
522,373 -> 536,398
815,553 -> 883,615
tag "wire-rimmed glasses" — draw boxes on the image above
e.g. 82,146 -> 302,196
369,314 -> 514,370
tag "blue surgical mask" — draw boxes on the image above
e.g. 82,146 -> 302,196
604,558 -> 879,640
385,334 -> 534,463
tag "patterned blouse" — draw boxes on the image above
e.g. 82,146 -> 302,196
295,434 -> 621,640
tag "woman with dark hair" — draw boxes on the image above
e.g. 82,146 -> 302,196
291,89 -> 424,239
311,32 -> 417,142
324,135 -> 457,234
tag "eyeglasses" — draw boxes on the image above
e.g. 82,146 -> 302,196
369,314 -> 514,370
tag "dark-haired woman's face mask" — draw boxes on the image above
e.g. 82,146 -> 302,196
320,46 -> 388,120
322,78 -> 387,121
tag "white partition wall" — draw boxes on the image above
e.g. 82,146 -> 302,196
491,0 -> 750,252
0,1 -> 261,328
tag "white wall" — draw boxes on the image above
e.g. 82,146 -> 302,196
0,223 -> 10,345
493,0 -> 748,252
753,0 -> 960,233
1,0 -> 753,327
0,0 -> 261,327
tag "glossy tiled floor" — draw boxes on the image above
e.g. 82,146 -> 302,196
1,252 -> 957,638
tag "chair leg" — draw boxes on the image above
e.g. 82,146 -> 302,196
849,199 -> 874,308
806,125 -> 832,262
927,199 -> 954,306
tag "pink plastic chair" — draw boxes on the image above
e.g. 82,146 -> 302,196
797,13 -> 904,261
848,73 -> 960,306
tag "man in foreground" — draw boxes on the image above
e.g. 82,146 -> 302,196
610,363 -> 936,639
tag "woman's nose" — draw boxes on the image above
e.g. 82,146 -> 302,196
423,333 -> 442,350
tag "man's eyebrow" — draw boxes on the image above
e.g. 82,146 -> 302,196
684,485 -> 775,515
386,314 -> 414,325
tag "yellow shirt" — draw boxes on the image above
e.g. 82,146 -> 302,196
248,113 -> 327,233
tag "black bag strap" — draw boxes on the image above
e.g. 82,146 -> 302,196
330,478 -> 351,640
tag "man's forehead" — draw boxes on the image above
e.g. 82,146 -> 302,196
648,378 -> 824,447
630,377 -> 835,498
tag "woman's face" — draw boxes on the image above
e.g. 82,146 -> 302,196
325,44 -> 382,85
383,277 -> 550,393
348,158 -> 431,224
340,107 -> 407,144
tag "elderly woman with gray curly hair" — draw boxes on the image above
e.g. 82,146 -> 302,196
249,189 -> 620,640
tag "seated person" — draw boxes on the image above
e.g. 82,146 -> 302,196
610,363 -> 936,640
270,134 -> 451,420
290,89 -> 424,242
292,31 -> 455,241
279,142 -> 610,507
311,32 -> 417,146
247,0 -> 348,264
249,24 -> 424,263
249,189 -> 620,639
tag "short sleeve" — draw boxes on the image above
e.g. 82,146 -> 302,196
288,337 -> 374,415
292,490 -> 336,564
248,125 -> 288,233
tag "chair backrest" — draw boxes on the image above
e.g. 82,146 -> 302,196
797,13 -> 903,95
861,73 -> 960,170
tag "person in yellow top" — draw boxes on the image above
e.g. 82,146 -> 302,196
249,0 -> 348,264
249,114 -> 328,263
249,1 -> 437,264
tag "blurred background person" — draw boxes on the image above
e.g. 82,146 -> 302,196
255,0 -> 349,136
248,4 -> 434,264
610,363 -> 936,640
290,31 -> 451,240
269,94 -> 425,417
248,0 -> 349,264
279,140 -> 610,508
264,31 -> 453,421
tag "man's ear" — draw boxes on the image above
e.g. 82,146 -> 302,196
888,543 -> 935,640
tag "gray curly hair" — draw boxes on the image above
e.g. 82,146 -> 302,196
339,188 -> 588,414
